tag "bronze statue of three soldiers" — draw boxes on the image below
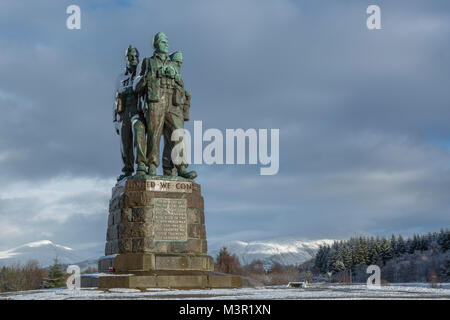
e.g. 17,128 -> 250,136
113,32 -> 197,181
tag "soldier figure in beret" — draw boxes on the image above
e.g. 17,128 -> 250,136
135,32 -> 197,179
162,51 -> 192,176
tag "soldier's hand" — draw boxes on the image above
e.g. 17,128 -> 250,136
166,65 -> 176,78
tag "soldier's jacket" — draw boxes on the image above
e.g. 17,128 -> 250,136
134,53 -> 190,120
135,53 -> 176,103
114,70 -> 138,121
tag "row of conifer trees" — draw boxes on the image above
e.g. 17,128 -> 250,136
314,228 -> 449,275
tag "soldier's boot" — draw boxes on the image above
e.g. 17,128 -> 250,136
177,167 -> 197,180
134,164 -> 148,178
148,164 -> 157,176
163,166 -> 177,177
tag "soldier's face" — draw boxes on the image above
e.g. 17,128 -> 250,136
127,51 -> 139,67
156,39 -> 169,54
175,60 -> 182,70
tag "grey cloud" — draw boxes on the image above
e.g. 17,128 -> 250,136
0,0 -> 449,251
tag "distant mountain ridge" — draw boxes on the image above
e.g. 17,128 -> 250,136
209,238 -> 335,268
0,237 -> 336,270
0,240 -> 84,268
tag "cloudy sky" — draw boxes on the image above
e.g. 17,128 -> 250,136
0,0 -> 449,256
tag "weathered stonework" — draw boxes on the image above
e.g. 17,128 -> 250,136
104,178 -> 207,257
95,178 -> 242,289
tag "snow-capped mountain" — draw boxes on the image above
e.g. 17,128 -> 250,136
0,237 -> 336,270
209,238 -> 335,268
0,240 -> 84,268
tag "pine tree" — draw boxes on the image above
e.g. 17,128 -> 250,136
437,228 -> 449,252
342,245 -> 353,270
348,238 -> 358,267
314,245 -> 326,272
329,243 -> 341,273
406,237 -> 413,254
409,234 -> 420,254
356,237 -> 369,265
323,245 -> 332,272
379,237 -> 393,264
334,260 -> 345,273
42,258 -> 66,288
420,234 -> 427,250
390,234 -> 397,256
397,235 -> 406,254
368,237 -> 381,265
315,245 -> 332,274
215,247 -> 242,274
424,232 -> 433,251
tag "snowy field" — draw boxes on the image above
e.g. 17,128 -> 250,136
0,283 -> 449,300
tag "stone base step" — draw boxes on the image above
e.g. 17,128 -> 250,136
81,271 -> 242,289
98,253 -> 214,273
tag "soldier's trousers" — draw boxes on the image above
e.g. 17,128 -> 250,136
146,89 -> 188,171
132,114 -> 147,168
120,117 -> 134,173
162,125 -> 175,173
120,114 -> 146,173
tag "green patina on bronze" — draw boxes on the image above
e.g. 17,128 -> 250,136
114,45 -> 147,181
115,33 -> 197,181
163,50 -> 192,177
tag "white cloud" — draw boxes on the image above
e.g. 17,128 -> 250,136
0,175 -> 113,223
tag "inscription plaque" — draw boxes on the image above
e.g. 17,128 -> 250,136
126,179 -> 192,193
153,198 -> 187,241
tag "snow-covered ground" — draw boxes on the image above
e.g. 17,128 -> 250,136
1,283 -> 449,300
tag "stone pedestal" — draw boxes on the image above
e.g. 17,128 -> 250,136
94,177 -> 242,289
